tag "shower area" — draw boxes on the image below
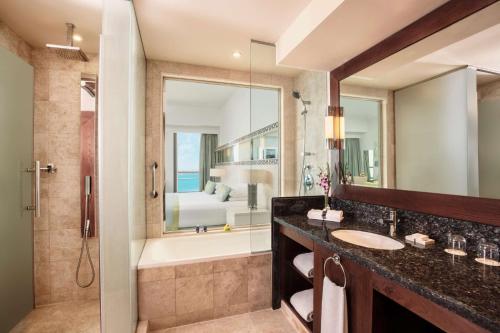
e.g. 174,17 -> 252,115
0,23 -> 102,333
0,1 -> 146,332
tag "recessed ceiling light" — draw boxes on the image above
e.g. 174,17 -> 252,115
73,34 -> 83,42
232,51 -> 241,59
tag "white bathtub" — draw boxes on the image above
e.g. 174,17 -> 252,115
138,228 -> 271,269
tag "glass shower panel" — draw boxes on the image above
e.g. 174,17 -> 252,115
0,46 -> 34,332
99,1 -> 146,332
249,41 -> 281,253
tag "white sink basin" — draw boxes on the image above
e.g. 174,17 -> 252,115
331,230 -> 404,250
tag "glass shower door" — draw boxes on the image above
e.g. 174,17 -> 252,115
0,46 -> 34,332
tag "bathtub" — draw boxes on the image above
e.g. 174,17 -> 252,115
137,228 -> 273,329
138,227 -> 271,269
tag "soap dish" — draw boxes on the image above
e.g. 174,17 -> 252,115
444,248 -> 467,256
475,258 -> 500,267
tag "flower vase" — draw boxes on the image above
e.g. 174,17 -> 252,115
324,194 -> 330,210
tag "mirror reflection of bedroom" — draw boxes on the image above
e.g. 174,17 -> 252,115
163,78 -> 279,233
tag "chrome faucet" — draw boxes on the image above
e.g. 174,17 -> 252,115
381,209 -> 399,237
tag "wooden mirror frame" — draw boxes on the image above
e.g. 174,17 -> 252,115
330,0 -> 500,227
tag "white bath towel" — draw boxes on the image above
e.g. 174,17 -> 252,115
321,276 -> 348,333
290,288 -> 314,322
293,252 -> 314,278
307,209 -> 343,222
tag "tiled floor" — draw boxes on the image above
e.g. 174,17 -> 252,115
10,299 -> 100,333
152,309 -> 299,333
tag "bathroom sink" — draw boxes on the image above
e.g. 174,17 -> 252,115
331,230 -> 404,250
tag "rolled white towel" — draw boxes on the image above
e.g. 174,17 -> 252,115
290,288 -> 314,322
307,209 -> 343,222
293,252 -> 314,278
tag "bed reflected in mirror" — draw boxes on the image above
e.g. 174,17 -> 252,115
163,78 -> 279,233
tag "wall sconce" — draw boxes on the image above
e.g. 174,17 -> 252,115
325,106 -> 344,149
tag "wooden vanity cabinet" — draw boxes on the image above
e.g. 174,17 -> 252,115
276,224 -> 490,333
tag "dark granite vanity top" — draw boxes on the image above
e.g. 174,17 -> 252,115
274,214 -> 500,332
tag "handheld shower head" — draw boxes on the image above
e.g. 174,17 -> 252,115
292,90 -> 311,114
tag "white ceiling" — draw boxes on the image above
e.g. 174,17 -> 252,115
134,0 -> 311,75
164,79 -> 241,109
342,2 -> 500,90
276,0 -> 449,71
0,0 -> 101,53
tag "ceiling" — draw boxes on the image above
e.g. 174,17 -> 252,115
2,0 -> 495,81
0,0 -> 101,54
164,79 -> 241,109
276,0 -> 449,71
342,2 -> 500,90
134,0 -> 311,75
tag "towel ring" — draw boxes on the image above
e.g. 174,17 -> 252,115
323,254 -> 347,288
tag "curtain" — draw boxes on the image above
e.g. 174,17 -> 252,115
344,138 -> 362,177
199,134 -> 218,190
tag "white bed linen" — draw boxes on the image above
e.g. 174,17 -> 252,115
167,192 -> 247,228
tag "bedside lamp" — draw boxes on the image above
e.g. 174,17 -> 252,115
210,168 -> 225,182
241,169 -> 271,209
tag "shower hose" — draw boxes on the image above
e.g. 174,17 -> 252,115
76,218 -> 95,288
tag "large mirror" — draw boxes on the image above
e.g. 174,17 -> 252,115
339,2 -> 500,199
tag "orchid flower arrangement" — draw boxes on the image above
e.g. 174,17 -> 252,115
317,163 -> 331,196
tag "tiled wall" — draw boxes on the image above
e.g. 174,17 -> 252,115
138,253 -> 272,331
293,71 -> 329,196
0,21 -> 31,63
0,21 -> 100,307
32,49 -> 100,306
145,60 -> 296,238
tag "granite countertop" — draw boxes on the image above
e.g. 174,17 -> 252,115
274,214 -> 500,332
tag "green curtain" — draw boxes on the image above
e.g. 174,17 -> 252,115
199,134 -> 218,191
344,138 -> 362,177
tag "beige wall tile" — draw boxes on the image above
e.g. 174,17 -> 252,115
213,302 -> 249,319
175,274 -> 213,315
213,257 -> 248,273
248,253 -> 271,267
213,269 -> 248,308
138,279 -> 176,320
29,47 -> 100,306
175,261 -> 213,278
175,309 -> 213,327
148,316 -> 176,331
34,230 -> 50,262
248,264 -> 272,311
138,266 -> 175,282
34,262 -> 51,296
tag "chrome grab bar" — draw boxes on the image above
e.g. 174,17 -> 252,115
324,254 -> 347,288
151,161 -> 158,198
26,161 -> 57,217
26,160 -> 41,217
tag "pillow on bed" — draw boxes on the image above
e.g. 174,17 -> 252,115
229,184 -> 247,201
215,184 -> 231,202
204,181 -> 216,194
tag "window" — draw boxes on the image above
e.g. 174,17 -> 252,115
175,132 -> 201,192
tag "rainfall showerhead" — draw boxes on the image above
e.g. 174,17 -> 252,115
292,90 -> 301,99
46,23 -> 88,62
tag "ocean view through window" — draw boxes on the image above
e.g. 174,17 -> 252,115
176,132 -> 201,192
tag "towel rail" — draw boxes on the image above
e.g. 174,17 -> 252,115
324,254 -> 347,288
